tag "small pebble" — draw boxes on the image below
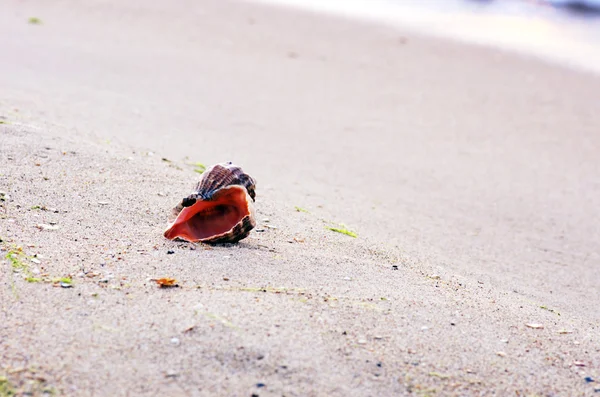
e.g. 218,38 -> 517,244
170,337 -> 180,346
30,258 -> 41,264
167,250 -> 175,255
357,339 -> 367,345
98,201 -> 109,205
255,228 -> 266,232
585,377 -> 594,383
526,323 -> 544,329
392,265 -> 398,270
256,383 -> 266,388
60,282 -> 73,288
496,351 -> 507,357
165,370 -> 178,378
36,223 -> 59,231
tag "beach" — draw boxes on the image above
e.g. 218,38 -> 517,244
1,0 -> 599,395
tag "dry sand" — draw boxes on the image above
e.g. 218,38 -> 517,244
1,0 -> 599,395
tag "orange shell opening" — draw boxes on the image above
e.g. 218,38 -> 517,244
163,185 -> 252,242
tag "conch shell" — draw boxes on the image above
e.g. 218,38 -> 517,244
164,162 -> 256,244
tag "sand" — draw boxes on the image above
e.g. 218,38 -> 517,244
1,0 -> 599,395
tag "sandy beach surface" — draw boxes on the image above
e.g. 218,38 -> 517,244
1,0 -> 599,395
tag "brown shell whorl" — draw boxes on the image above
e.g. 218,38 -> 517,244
192,162 -> 256,202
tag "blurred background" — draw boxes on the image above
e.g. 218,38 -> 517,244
256,0 -> 600,73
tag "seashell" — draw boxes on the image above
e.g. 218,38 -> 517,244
164,162 -> 257,244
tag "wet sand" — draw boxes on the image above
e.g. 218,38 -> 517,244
1,0 -> 599,395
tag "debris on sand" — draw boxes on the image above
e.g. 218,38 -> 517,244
186,161 -> 206,175
36,224 -> 59,231
540,305 -> 560,316
429,372 -> 450,379
58,278 -> 73,288
525,323 -> 544,329
155,278 -> 179,288
326,227 -> 357,238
